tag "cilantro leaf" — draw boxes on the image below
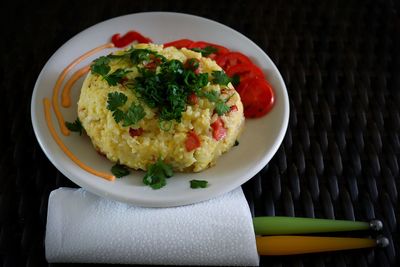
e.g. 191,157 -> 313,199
112,109 -> 125,123
111,164 -> 130,178
190,180 -> 208,189
164,59 -> 185,75
107,92 -> 128,111
122,103 -> 146,127
215,101 -> 230,116
159,83 -> 187,122
107,48 -> 135,59
91,56 -> 130,86
144,175 -> 166,189
183,72 -> 209,93
212,71 -> 231,86
190,46 -> 218,57
200,90 -> 230,115
107,92 -> 145,125
90,56 -> 111,76
143,158 -> 174,189
202,90 -> 220,102
130,49 -> 155,64
104,68 -> 131,86
159,160 -> 174,177
65,118 -> 84,135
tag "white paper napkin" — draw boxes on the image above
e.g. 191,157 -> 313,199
45,187 -> 259,266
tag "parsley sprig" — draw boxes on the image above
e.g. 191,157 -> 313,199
104,69 -> 131,86
215,101 -> 231,115
201,90 -> 231,116
122,104 -> 146,127
95,48 -> 235,127
190,180 -> 208,189
65,118 -> 84,135
130,48 -> 166,64
212,71 -> 240,86
143,158 -> 174,189
90,57 -> 130,86
107,92 -> 127,111
190,46 -> 218,57
132,59 -> 208,123
107,92 -> 145,126
111,164 -> 130,178
212,71 -> 231,85
91,56 -> 110,76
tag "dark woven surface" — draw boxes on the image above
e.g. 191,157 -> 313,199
1,0 -> 399,266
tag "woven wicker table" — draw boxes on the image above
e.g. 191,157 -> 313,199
1,0 -> 399,266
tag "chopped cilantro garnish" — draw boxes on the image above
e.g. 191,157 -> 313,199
130,49 -> 155,64
212,71 -> 240,86
65,118 -> 84,135
122,103 -> 146,127
133,58 -> 208,123
190,46 -> 218,57
91,57 -> 130,86
90,56 -> 111,76
143,159 -> 174,189
112,109 -> 125,123
96,47 -> 234,127
183,72 -> 209,93
163,59 -> 184,75
212,71 -> 231,86
111,164 -> 130,178
215,101 -> 231,115
107,92 -> 127,111
202,90 -> 220,102
107,92 -> 128,123
104,68 -> 131,86
106,92 -> 145,126
201,90 -> 230,116
190,180 -> 208,189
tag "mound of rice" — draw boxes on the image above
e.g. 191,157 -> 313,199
78,43 -> 244,172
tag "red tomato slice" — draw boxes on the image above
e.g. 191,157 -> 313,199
235,77 -> 253,95
226,63 -> 265,83
188,41 -> 229,59
216,52 -> 253,71
185,131 -> 201,152
111,31 -> 152,47
163,39 -> 194,48
239,78 -> 275,118
211,117 -> 227,141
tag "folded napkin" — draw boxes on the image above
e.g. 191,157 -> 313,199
45,187 -> 259,266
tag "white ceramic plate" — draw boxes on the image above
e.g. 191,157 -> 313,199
31,12 -> 289,207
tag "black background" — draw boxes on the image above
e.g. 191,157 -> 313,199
1,0 -> 399,266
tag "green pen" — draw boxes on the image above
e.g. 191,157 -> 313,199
253,216 -> 383,235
